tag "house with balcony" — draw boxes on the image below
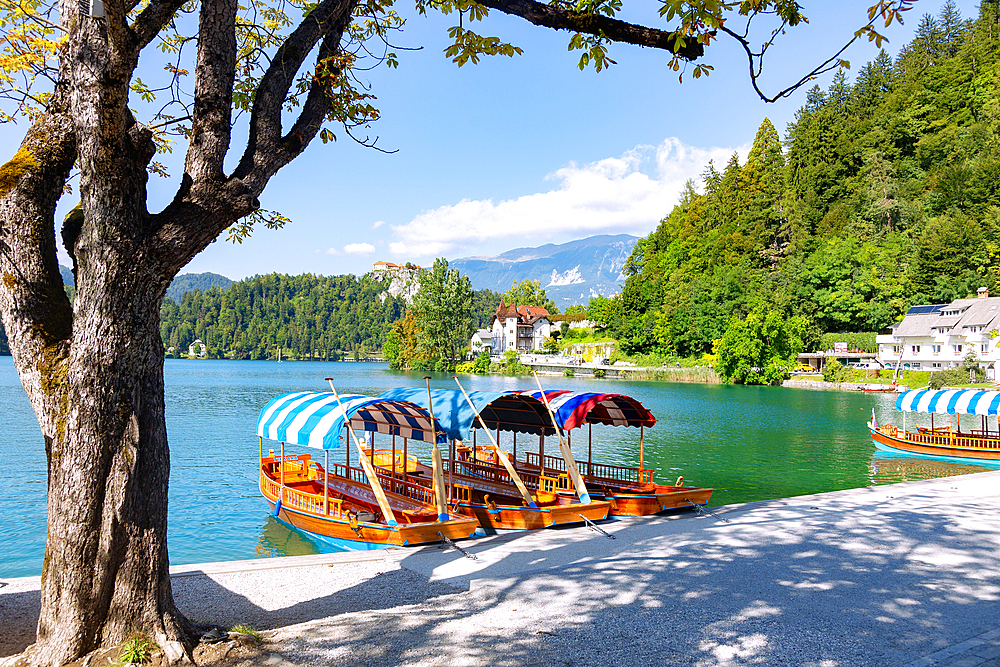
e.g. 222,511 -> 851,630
489,301 -> 551,354
876,288 -> 1000,378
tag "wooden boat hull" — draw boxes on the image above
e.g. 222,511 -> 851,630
585,485 -> 713,516
457,498 -> 612,531
869,422 -> 1000,461
260,457 -> 479,548
514,455 -> 713,517
265,498 -> 479,548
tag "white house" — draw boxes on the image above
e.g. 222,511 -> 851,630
876,288 -> 1000,378
187,338 -> 206,357
489,301 -> 551,354
470,329 -> 493,354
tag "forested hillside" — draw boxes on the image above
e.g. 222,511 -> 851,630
601,1 -> 1000,357
165,272 -> 234,302
159,274 -> 409,359
157,273 -> 502,359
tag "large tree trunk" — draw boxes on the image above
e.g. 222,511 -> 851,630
34,284 -> 190,664
12,3 -> 194,661
0,0 -> 358,659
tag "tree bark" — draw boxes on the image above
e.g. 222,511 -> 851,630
0,0 -> 360,661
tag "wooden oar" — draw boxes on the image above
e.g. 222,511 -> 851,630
327,381 -> 398,526
453,376 -> 538,508
424,377 -> 450,521
531,371 -> 592,504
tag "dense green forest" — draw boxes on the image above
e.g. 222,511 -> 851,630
157,272 -> 501,360
598,1 -> 1000,358
159,274 -> 408,359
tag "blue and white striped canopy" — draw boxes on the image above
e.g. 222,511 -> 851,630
896,389 -> 1000,415
256,392 -> 446,449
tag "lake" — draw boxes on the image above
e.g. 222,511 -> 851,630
2,357 -> 995,578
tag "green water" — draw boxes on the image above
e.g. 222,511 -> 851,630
1,358 -> 994,578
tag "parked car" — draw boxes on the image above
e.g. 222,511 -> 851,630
600,358 -> 610,365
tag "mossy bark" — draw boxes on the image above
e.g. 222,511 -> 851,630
0,0 -> 359,663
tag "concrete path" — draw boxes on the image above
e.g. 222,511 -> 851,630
3,470 -> 1000,666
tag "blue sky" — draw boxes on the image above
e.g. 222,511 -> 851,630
26,1 -> 981,278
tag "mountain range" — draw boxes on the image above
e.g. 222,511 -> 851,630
449,234 -> 637,308
57,234 -> 636,308
58,266 -> 234,302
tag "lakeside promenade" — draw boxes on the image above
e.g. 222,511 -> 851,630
3,470 -> 1000,666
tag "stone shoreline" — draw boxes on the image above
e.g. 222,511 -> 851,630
4,470 -> 1000,666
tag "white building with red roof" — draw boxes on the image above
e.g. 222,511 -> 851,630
488,300 -> 552,354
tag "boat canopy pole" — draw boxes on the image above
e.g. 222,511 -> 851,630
531,371 -> 591,504
424,377 -> 449,521
539,433 -> 545,477
324,449 -> 329,516
453,376 -> 537,507
639,425 -> 645,471
588,423 -> 592,474
327,381 -> 398,526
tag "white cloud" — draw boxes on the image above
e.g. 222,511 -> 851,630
372,220 -> 386,229
343,242 -> 376,255
389,137 -> 747,257
325,248 -> 340,255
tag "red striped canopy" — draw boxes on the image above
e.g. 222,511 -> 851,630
517,390 -> 656,430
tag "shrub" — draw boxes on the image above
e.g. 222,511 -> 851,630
822,359 -> 849,383
473,351 -> 491,373
929,367 -> 985,389
563,368 -> 575,377
499,350 -> 529,375
593,369 -> 605,379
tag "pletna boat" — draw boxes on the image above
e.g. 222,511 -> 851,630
511,390 -> 714,516
868,388 -> 1000,461
374,386 -> 612,531
257,390 -> 480,549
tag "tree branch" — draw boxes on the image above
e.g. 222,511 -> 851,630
477,0 -> 704,60
233,0 -> 358,192
130,0 -> 190,51
0,94 -> 76,414
182,0 -> 238,184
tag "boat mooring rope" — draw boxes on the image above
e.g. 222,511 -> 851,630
437,532 -> 478,560
579,514 -> 615,539
685,499 -> 729,523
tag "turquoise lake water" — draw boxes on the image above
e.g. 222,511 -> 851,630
2,357 -> 996,578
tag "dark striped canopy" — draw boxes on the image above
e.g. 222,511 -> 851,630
256,392 -> 446,449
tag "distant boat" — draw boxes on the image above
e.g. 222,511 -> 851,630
869,389 -> 1000,461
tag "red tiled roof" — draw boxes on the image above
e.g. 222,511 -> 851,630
490,300 -> 550,326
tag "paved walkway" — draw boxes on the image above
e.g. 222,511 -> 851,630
3,470 -> 1000,666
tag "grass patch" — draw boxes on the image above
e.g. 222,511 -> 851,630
559,329 -> 615,345
118,636 -> 155,665
229,624 -> 263,642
